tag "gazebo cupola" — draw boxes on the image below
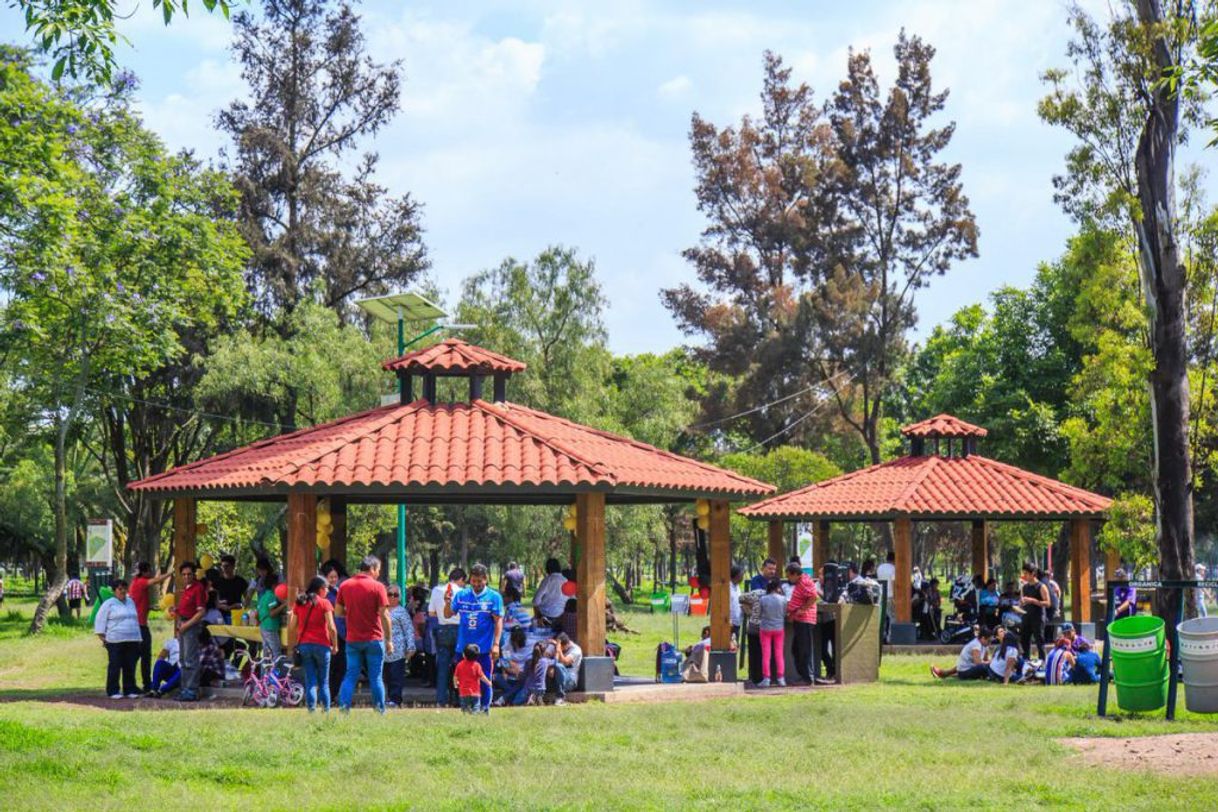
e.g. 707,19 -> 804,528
901,413 -> 988,458
381,338 -> 527,405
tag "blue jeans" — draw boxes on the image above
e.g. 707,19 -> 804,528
434,625 -> 458,706
500,672 -> 529,706
474,652 -> 494,711
298,643 -> 332,711
340,640 -> 386,712
151,660 -> 180,694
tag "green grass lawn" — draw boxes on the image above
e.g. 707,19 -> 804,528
2,597 -> 1218,809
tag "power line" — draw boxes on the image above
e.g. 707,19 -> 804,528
85,387 -> 285,430
738,372 -> 856,454
688,382 -> 818,430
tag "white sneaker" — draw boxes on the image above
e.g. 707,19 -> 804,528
124,693 -> 140,699
554,698 -> 567,706
109,694 -> 123,700
756,679 -> 771,688
776,678 -> 787,687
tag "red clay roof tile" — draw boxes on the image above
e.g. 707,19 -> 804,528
382,338 -> 526,374
130,399 -> 773,499
738,454 -> 1110,520
901,414 -> 988,438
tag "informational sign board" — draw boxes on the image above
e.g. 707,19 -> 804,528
796,524 -> 813,573
85,519 -> 113,568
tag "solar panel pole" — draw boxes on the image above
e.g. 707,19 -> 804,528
396,306 -> 407,597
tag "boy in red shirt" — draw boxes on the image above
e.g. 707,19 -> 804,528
453,643 -> 493,714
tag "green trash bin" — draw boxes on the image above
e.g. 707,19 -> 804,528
1108,615 -> 1168,712
1178,617 -> 1218,713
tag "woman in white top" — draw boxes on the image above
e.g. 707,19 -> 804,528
93,579 -> 143,698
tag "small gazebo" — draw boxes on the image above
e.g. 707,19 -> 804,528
739,414 -> 1112,627
131,338 -> 773,688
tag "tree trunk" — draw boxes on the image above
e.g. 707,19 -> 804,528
29,415 -> 72,633
608,570 -> 633,605
1134,0 -> 1195,620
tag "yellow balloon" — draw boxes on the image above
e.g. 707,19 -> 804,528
199,553 -> 215,570
696,500 -> 710,516
696,516 -> 709,530
317,516 -> 333,530
562,516 -> 577,531
159,593 -> 176,609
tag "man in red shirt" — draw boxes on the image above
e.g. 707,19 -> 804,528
335,555 -> 394,713
786,562 -> 820,685
128,561 -> 172,694
175,561 -> 208,702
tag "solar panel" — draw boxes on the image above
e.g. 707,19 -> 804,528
355,292 -> 447,324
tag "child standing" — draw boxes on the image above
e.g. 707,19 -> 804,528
453,643 -> 493,713
757,579 -> 787,688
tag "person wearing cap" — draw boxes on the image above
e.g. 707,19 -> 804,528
1069,638 -> 1101,684
1057,622 -> 1091,654
1195,564 -> 1209,618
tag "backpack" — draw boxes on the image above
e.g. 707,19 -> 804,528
655,642 -> 683,684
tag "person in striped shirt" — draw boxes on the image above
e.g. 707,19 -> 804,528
65,576 -> 87,618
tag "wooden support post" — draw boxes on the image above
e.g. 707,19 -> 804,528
971,520 -> 989,579
329,497 -> 348,568
286,493 -> 317,609
1070,518 -> 1092,623
894,517 -> 913,623
172,499 -> 197,594
767,520 -> 785,567
813,520 -> 830,569
1105,546 -> 1120,583
709,500 -> 732,650
575,492 -> 606,654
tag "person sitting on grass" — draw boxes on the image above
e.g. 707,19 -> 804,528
931,626 -> 993,680
146,637 -> 181,697
502,585 -> 533,630
494,626 -> 532,707
1069,638 -> 1102,685
454,643 -> 493,714
547,632 -> 583,705
1056,622 -> 1091,654
198,627 -> 228,687
1042,637 -> 1075,685
988,627 -> 1024,685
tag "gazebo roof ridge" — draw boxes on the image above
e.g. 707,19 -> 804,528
901,413 -> 988,438
382,337 -> 527,375
473,399 -> 616,482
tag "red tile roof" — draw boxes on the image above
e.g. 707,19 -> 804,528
382,338 -> 526,374
130,399 -> 773,500
901,414 -> 988,438
738,454 -> 1110,520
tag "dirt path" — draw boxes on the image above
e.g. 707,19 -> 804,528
1063,733 -> 1218,777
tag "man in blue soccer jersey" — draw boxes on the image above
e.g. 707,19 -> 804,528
445,562 -> 504,712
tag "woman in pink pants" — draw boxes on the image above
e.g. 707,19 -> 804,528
757,580 -> 787,688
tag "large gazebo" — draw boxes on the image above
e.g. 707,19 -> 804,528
131,338 -> 773,688
739,414 -> 1112,628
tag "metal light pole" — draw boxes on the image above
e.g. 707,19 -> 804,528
356,293 -> 448,595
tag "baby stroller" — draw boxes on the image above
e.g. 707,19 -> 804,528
939,576 -> 978,644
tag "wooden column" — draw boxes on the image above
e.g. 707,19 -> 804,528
893,517 -> 913,623
286,493 -> 317,607
1105,546 -> 1120,583
329,497 -> 348,568
971,520 -> 989,579
767,520 -> 785,567
813,520 -> 830,569
172,499 -> 197,593
709,500 -> 732,650
575,492 -> 606,654
1070,518 -> 1092,623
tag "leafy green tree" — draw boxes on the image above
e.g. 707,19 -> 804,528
0,50 -> 247,632
14,0 -> 236,84
1040,0 -> 1203,613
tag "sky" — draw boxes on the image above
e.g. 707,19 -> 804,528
3,0 -> 1202,354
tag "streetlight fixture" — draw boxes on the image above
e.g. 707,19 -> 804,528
356,292 -> 451,595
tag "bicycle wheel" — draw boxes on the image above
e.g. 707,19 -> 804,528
263,686 -> 280,708
242,682 -> 257,707
285,681 -> 304,707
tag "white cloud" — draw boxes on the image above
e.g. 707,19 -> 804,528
657,75 -> 692,98
136,58 -> 242,156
